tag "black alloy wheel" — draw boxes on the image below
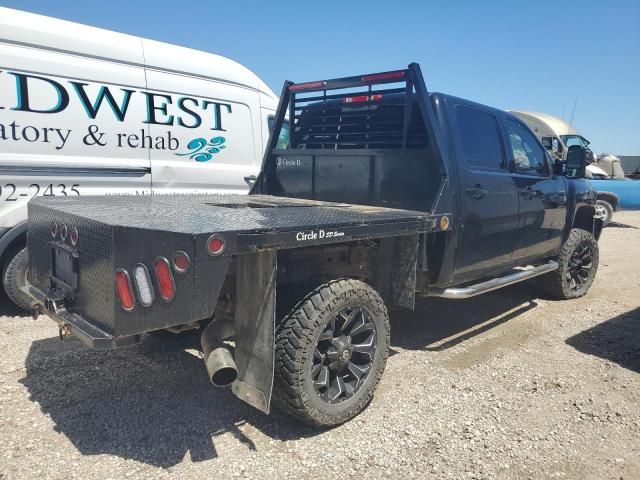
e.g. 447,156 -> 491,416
311,306 -> 377,404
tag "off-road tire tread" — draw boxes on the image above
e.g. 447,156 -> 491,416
273,278 -> 389,427
541,229 -> 599,300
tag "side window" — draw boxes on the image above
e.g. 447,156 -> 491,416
268,116 -> 291,149
455,106 -> 505,171
506,120 -> 549,176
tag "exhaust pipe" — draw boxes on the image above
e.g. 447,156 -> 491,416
201,319 -> 238,387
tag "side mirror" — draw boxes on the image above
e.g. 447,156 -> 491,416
565,145 -> 587,178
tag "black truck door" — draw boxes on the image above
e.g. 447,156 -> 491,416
503,118 -> 567,264
452,104 -> 519,282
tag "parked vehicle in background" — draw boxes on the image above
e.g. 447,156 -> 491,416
0,7 -> 280,310
509,111 -> 596,163
588,179 -> 640,211
509,110 -> 630,226
23,64 -> 602,427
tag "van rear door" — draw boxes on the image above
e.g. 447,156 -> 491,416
141,41 -> 262,195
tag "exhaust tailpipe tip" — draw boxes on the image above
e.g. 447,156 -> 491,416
205,346 -> 238,387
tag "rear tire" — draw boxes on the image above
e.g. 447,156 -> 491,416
2,247 -> 31,311
539,229 -> 599,300
596,199 -> 614,227
273,279 -> 389,427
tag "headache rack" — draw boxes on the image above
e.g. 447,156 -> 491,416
254,63 -> 452,215
277,63 -> 442,151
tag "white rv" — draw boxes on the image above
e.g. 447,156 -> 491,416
0,7 -> 281,309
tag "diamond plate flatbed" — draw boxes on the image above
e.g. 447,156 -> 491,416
29,194 -> 439,252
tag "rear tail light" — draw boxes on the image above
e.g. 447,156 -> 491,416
60,224 -> 68,241
207,234 -> 225,256
343,94 -> 383,104
133,264 -> 154,306
173,251 -> 190,273
69,227 -> 79,246
50,222 -> 58,239
154,257 -> 175,301
115,270 -> 135,311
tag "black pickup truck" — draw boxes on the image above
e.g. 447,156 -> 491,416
23,63 -> 601,427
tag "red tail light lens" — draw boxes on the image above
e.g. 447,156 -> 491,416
115,270 -> 135,311
207,234 -> 225,256
173,251 -> 190,273
60,224 -> 68,241
154,257 -> 175,301
50,222 -> 58,239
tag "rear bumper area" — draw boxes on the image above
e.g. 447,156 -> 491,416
23,284 -> 141,349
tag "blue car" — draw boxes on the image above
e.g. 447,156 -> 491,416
589,179 -> 640,210
588,179 -> 640,225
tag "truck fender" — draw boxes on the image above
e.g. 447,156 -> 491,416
571,205 -> 603,240
595,191 -> 619,211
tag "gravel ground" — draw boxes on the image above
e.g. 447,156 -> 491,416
1,212 -> 639,480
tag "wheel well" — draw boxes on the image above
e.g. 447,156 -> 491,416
0,230 -> 27,272
596,192 -> 618,210
277,241 -> 378,292
572,205 -> 603,240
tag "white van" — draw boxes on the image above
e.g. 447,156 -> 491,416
0,7 -> 281,309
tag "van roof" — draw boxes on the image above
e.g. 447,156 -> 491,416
508,110 -> 580,137
0,7 -> 277,100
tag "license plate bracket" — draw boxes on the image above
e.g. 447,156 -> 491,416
50,243 -> 79,292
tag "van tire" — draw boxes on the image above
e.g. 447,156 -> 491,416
273,279 -> 389,428
540,229 -> 599,300
3,247 -> 31,312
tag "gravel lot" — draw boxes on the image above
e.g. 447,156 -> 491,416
1,212 -> 639,480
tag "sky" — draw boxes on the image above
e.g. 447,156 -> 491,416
2,0 -> 639,154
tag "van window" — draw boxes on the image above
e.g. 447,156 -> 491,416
268,117 -> 291,149
506,120 -> 549,176
455,106 -> 505,170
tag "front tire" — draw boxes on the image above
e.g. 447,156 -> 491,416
273,279 -> 390,427
2,247 -> 31,311
540,229 -> 599,300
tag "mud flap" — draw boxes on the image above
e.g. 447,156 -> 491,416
231,249 -> 276,413
377,234 -> 419,310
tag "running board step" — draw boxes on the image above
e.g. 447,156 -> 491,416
429,261 -> 559,299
